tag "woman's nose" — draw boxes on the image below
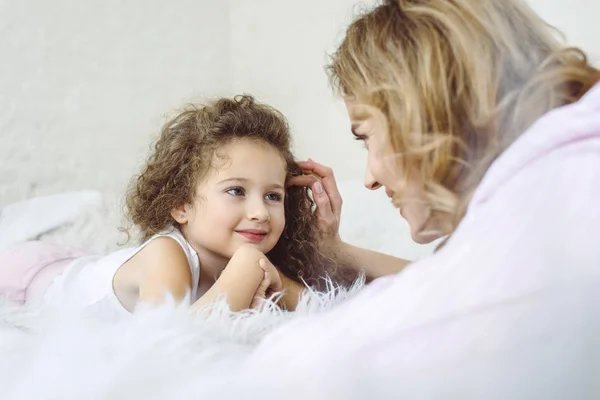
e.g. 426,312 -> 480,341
364,167 -> 382,190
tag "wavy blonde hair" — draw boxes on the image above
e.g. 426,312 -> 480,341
328,0 -> 600,236
124,95 -> 355,288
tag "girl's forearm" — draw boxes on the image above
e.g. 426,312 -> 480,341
192,247 -> 264,313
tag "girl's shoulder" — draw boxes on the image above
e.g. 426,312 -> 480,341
134,235 -> 192,280
117,232 -> 196,306
137,227 -> 197,267
132,227 -> 197,274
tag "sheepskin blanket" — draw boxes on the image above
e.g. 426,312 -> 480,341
0,282 -> 366,399
0,191 -> 368,399
1,192 -> 599,399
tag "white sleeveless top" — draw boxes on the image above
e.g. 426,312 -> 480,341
44,227 -> 200,322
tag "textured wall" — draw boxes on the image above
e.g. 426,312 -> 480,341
229,0 -> 375,183
2,0 -> 599,208
0,0 -> 231,206
228,0 -> 600,186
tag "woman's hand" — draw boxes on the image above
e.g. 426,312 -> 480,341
250,257 -> 283,309
288,159 -> 411,280
288,159 -> 344,251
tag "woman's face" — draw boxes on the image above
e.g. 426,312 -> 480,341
344,97 -> 447,244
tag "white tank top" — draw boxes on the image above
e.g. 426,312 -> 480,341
44,227 -> 200,322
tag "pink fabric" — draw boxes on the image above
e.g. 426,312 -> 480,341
241,84 -> 600,393
0,241 -> 87,304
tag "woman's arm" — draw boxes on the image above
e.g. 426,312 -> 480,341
338,242 -> 410,280
267,246 -> 408,311
288,159 -> 410,281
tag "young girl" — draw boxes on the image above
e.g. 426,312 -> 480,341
1,95 -> 349,319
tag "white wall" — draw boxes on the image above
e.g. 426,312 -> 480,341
229,0 -> 375,184
229,0 -> 600,183
530,0 -> 600,62
1,0 -> 599,209
0,0 -> 231,206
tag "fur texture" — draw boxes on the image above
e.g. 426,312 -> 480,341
0,187 -> 433,399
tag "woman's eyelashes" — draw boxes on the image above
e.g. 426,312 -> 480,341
354,134 -> 368,148
351,122 -> 369,148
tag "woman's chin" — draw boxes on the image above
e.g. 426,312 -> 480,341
409,225 -> 443,245
405,210 -> 447,245
411,232 -> 437,245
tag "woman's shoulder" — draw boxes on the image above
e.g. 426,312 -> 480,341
471,83 -> 600,207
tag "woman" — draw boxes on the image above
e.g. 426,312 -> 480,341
241,0 -> 600,395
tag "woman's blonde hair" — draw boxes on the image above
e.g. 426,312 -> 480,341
328,0 -> 600,236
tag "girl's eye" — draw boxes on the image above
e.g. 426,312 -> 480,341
265,192 -> 283,202
226,187 -> 245,196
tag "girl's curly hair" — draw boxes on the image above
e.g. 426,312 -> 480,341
124,95 -> 355,289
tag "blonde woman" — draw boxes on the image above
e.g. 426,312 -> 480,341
244,0 -> 600,393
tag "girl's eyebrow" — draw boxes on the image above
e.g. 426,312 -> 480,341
217,177 -> 284,190
217,177 -> 248,185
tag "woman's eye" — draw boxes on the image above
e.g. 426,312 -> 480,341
226,187 -> 244,196
265,192 -> 283,202
354,135 -> 368,148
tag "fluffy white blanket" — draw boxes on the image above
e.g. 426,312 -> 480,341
0,192 -> 599,399
0,281 -> 366,399
0,189 -> 386,399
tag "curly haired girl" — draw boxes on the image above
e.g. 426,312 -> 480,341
1,95 -> 351,318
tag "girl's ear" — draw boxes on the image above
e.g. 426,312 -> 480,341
170,203 -> 189,224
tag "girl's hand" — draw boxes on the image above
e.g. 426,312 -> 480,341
287,158 -> 344,251
192,244 -> 278,313
250,257 -> 283,309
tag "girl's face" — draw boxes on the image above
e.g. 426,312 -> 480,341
172,139 -> 286,271
344,97 -> 447,244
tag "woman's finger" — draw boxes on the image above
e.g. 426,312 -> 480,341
296,159 -> 343,220
310,181 -> 337,231
287,174 -> 337,227
287,174 -> 318,188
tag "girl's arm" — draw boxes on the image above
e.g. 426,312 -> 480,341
134,239 -> 267,313
191,244 -> 268,312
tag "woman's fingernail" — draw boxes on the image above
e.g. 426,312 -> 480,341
314,181 -> 323,194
